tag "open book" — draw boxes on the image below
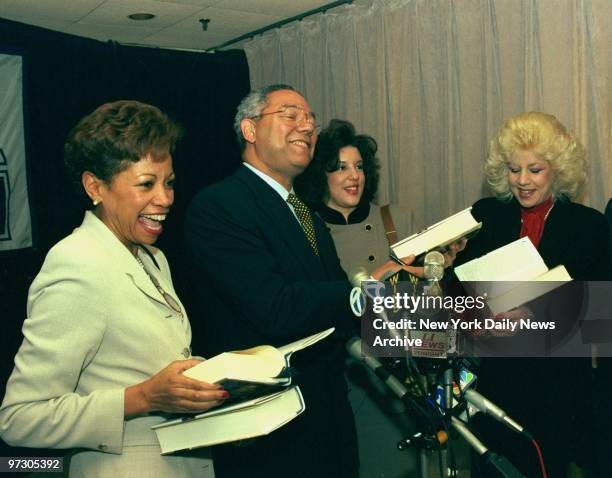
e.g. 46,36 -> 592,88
390,207 -> 481,261
454,237 -> 572,315
183,328 -> 335,402
152,386 -> 305,454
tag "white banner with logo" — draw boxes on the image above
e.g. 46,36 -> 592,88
0,52 -> 32,251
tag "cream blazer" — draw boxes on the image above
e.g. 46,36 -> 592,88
0,212 -> 214,478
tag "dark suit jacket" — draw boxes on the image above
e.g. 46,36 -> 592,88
185,165 -> 357,478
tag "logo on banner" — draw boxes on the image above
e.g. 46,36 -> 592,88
0,52 -> 33,251
0,148 -> 9,241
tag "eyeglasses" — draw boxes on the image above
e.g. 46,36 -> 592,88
250,105 -> 321,133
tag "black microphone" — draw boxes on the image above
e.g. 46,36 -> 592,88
346,337 -> 440,433
345,337 -> 409,399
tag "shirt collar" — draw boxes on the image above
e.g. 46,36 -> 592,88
317,202 -> 371,224
243,162 -> 291,201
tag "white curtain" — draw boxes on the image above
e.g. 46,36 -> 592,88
244,0 -> 611,231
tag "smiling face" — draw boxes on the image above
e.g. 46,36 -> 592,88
243,89 -> 317,190
325,146 -> 365,219
507,150 -> 554,208
91,154 -> 175,255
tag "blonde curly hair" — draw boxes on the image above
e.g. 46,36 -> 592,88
485,112 -> 586,201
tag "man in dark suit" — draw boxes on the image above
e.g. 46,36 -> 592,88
184,85 -> 363,478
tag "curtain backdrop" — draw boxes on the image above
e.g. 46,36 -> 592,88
245,0 -> 611,232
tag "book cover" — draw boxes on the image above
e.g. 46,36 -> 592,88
152,386 -> 306,454
455,238 -> 572,314
391,207 -> 481,261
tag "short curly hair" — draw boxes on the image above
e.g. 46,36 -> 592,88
485,111 -> 586,201
64,100 -> 182,199
295,119 -> 380,210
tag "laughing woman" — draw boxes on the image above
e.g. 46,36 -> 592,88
0,101 -> 227,477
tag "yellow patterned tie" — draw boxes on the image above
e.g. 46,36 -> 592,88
287,193 -> 319,256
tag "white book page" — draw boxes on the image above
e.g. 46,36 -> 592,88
455,237 -> 548,283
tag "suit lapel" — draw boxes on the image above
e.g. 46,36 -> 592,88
538,201 -> 567,267
235,167 -> 324,278
312,212 -> 343,280
81,211 -> 171,310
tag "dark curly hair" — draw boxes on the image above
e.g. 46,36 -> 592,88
295,119 -> 380,210
64,100 -> 183,200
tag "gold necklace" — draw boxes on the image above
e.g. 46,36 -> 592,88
135,253 -> 184,322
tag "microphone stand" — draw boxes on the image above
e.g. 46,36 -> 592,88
348,338 -> 527,478
346,338 -> 447,477
450,417 -> 526,478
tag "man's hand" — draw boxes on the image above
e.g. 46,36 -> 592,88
442,238 -> 468,268
371,255 -> 416,280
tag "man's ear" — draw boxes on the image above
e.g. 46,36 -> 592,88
240,119 -> 256,144
82,171 -> 105,205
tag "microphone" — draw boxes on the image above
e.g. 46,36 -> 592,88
346,337 -> 409,399
423,250 -> 444,297
348,266 -> 373,287
348,266 -> 397,287
346,337 -> 440,432
463,389 -> 533,439
423,250 -> 445,282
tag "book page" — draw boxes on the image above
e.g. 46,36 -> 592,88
277,327 -> 335,358
455,237 -> 548,282
184,349 -> 284,383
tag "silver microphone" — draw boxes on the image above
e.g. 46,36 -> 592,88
423,250 -> 445,282
347,267 -> 374,288
463,389 -> 532,439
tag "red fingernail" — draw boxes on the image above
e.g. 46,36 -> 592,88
221,391 -> 230,399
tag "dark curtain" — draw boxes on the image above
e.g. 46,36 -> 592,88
0,17 -> 250,463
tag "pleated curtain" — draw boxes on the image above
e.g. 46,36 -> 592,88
244,0 -> 611,231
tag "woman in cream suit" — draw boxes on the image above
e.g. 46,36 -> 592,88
0,101 -> 227,477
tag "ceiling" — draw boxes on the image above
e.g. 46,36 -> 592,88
0,0 -> 345,52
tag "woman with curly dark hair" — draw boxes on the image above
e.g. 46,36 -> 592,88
296,119 -> 427,477
295,118 -> 418,276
